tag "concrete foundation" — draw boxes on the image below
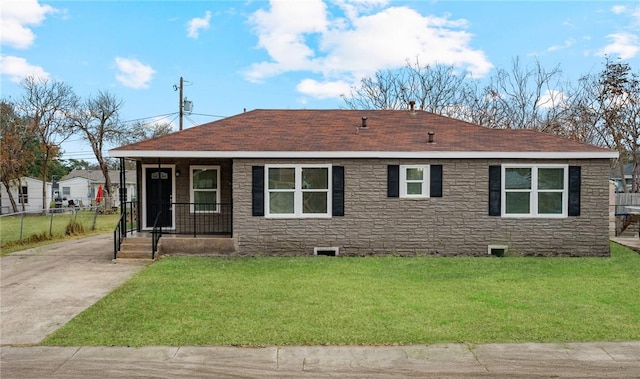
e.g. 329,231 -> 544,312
159,236 -> 237,256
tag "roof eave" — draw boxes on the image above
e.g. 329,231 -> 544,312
110,150 -> 619,160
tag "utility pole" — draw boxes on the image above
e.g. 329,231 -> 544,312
174,77 -> 193,131
178,76 -> 184,131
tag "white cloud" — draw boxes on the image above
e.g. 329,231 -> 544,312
187,11 -> 212,39
537,89 -> 566,109
296,78 -> 352,99
547,38 -> 575,52
0,0 -> 57,49
114,57 -> 156,89
0,55 -> 49,82
244,1 -> 492,99
611,5 -> 626,14
597,32 -> 640,59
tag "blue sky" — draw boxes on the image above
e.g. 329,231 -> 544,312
1,0 -> 639,162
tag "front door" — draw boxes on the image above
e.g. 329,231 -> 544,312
145,167 -> 172,228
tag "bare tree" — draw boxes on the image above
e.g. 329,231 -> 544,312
467,57 -> 566,131
17,77 -> 78,212
68,91 -> 124,200
342,58 -> 475,117
341,57 -> 567,134
117,119 -> 174,145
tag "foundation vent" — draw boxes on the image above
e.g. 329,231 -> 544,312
488,245 -> 508,257
314,247 -> 339,256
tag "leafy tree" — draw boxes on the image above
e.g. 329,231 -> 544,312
0,100 -> 36,212
563,58 -> 640,191
62,159 -> 100,171
17,76 -> 78,212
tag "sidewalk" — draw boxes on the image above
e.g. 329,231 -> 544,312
2,342 -> 639,378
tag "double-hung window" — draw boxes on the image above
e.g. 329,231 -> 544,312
266,164 -> 331,218
18,185 -> 28,204
502,165 -> 567,217
400,165 -> 430,198
190,166 -> 220,213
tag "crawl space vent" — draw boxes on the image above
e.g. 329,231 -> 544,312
314,247 -> 339,256
488,245 -> 508,257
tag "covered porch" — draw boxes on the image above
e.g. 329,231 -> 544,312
113,157 -> 235,260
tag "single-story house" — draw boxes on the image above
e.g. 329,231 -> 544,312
58,169 -> 136,207
0,177 -> 52,214
110,108 -> 618,257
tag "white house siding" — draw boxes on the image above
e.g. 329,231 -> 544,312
0,177 -> 52,214
57,177 -> 93,206
232,158 -> 611,257
58,170 -> 137,207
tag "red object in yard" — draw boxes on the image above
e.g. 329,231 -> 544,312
96,185 -> 104,204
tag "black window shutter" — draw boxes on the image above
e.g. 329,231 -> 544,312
430,165 -> 443,197
388,165 -> 399,198
252,166 -> 264,216
332,166 -> 345,216
488,166 -> 501,216
568,166 -> 581,216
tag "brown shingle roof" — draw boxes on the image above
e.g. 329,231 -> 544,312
110,109 -> 614,157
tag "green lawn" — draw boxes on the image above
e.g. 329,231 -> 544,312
0,210 -> 121,255
44,243 -> 640,346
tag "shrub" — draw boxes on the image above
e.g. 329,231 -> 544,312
65,219 -> 85,236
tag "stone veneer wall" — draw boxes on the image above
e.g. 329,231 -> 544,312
232,158 -> 611,257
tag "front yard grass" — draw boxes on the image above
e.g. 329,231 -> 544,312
44,243 -> 640,346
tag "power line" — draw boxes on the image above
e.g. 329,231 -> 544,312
121,112 -> 178,124
189,112 -> 227,119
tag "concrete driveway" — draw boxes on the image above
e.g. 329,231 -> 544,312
0,233 -> 148,345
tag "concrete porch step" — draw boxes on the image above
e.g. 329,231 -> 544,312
116,250 -> 154,259
116,237 -> 155,261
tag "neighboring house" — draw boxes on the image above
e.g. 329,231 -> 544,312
610,163 -> 638,193
110,108 -> 618,257
0,177 -> 52,214
58,169 -> 137,207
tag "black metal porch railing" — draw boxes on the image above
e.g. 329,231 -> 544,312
168,202 -> 232,237
151,211 -> 163,260
113,201 -> 138,259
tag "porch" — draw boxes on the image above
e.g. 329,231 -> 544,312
113,158 -> 236,260
114,200 -> 234,260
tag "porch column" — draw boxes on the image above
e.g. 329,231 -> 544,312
119,158 -> 126,236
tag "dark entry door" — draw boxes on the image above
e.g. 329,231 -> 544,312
145,168 -> 172,228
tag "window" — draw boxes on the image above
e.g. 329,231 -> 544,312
502,165 -> 567,217
18,185 -> 28,204
266,165 -> 331,218
400,165 -> 431,198
190,166 -> 220,213
62,186 -> 71,196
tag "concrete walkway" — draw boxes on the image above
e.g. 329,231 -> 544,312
1,235 -> 639,378
611,236 -> 640,252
